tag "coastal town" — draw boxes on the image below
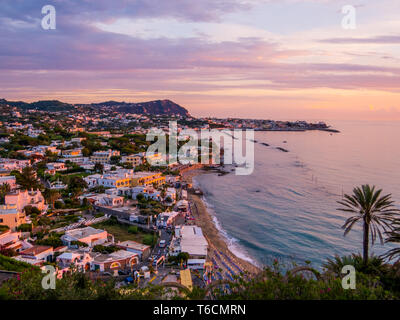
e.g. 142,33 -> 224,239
0,99 -> 400,301
3,0 -> 400,310
0,98 -> 332,295
0,99 -> 276,293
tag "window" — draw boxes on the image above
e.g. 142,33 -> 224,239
0,218 -> 3,223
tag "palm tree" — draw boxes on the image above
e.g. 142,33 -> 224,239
177,252 -> 190,268
323,253 -> 385,276
338,184 -> 399,265
383,221 -> 400,261
43,188 -> 61,209
67,176 -> 88,199
0,182 -> 10,204
94,162 -> 104,174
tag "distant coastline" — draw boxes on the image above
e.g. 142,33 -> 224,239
253,128 -> 340,133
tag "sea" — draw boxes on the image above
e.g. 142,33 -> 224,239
193,120 -> 400,269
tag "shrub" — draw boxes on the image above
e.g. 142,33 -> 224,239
36,233 -> 64,248
92,245 -> 119,254
70,241 -> 88,248
0,248 -> 17,257
54,201 -> 64,209
23,205 -> 41,216
0,254 -> 38,272
16,223 -> 32,232
128,226 -> 138,234
103,216 -> 118,226
37,217 -> 52,226
143,234 -> 157,247
0,225 -> 10,233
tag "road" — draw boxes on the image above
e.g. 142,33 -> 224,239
149,228 -> 173,268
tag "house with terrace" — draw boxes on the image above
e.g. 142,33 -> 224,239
13,245 -> 54,266
0,204 -> 26,231
61,227 -> 109,248
90,250 -> 138,274
5,189 -> 47,213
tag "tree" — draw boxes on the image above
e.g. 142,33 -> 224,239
36,235 -> 63,247
93,162 -> 104,173
160,189 -> 166,199
45,149 -> 59,162
43,188 -> 61,209
338,185 -> 399,265
82,147 -> 91,157
383,222 -> 400,261
93,245 -> 119,254
110,156 -> 121,165
323,254 -> 385,276
136,193 -> 145,202
128,226 -> 139,234
176,252 -> 190,268
16,166 -> 42,190
16,224 -> 32,232
67,176 -> 88,199
24,205 -> 41,217
0,183 -> 10,204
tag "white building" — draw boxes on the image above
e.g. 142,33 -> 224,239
61,227 -> 108,247
45,162 -> 67,175
14,245 -> 54,265
0,159 -> 30,172
84,172 -> 133,189
131,186 -> 161,201
165,187 -> 177,202
90,150 -> 120,164
171,225 -> 208,269
5,189 -> 47,213
156,211 -> 180,228
56,250 -> 93,272
79,193 -> 124,208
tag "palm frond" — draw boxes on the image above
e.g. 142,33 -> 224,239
338,184 -> 400,262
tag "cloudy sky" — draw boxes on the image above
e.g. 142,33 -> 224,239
1,0 -> 400,120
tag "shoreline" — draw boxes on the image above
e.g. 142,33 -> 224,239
181,169 -> 261,276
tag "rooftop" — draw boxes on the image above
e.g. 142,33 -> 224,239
117,240 -> 150,252
64,226 -> 106,239
92,250 -> 137,263
20,245 -> 52,256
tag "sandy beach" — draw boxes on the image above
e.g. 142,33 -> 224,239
181,169 -> 261,276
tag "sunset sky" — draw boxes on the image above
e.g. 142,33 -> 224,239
1,0 -> 400,120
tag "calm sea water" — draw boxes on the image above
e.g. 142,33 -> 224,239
194,120 -> 400,269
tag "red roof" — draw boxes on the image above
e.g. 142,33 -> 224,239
20,245 -> 52,256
